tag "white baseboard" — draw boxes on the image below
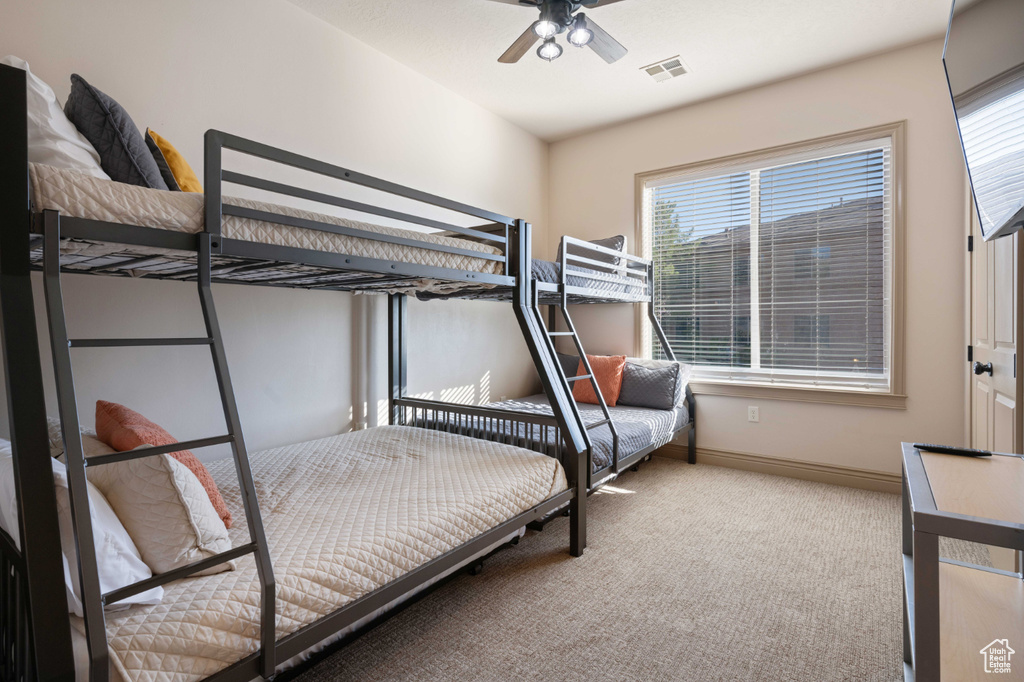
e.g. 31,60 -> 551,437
657,443 -> 901,494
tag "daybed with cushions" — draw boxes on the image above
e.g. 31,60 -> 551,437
413,355 -> 695,489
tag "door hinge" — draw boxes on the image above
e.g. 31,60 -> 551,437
968,235 -> 974,252
968,345 -> 973,362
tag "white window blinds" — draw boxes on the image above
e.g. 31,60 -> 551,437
645,137 -> 893,390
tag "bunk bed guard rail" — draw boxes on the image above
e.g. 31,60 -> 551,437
393,398 -> 565,460
204,130 -> 517,286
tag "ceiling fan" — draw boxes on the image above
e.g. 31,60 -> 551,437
488,0 -> 629,64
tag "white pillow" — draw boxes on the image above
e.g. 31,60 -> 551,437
46,417 -> 116,461
0,440 -> 162,616
0,56 -> 109,180
87,450 -> 234,576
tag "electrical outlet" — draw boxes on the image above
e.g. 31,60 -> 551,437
747,406 -> 759,423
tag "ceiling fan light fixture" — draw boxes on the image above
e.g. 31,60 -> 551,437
567,14 -> 593,47
537,37 -> 563,61
533,19 -> 560,39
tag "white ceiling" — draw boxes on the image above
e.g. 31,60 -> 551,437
288,0 -> 957,141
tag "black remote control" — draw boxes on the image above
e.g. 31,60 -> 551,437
913,443 -> 993,457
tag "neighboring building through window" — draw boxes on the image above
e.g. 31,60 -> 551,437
640,126 -> 901,393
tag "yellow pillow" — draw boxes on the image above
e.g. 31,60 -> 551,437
145,129 -> 202,193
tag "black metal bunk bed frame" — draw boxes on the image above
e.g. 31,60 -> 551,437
402,234 -> 695,491
0,63 -> 592,682
0,61 -> 689,681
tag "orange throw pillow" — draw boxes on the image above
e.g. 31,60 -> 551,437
572,355 -> 627,407
95,400 -> 232,528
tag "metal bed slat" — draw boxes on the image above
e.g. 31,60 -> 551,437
561,235 -> 649,264
563,252 -> 648,278
218,237 -> 514,287
70,337 -> 212,348
103,543 -> 258,605
211,130 -> 515,227
85,435 -> 235,467
36,214 -> 199,252
222,171 -> 506,244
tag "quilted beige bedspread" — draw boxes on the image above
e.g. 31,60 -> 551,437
72,426 -> 566,682
29,164 -> 503,287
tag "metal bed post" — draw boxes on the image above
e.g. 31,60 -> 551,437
198,234 -> 277,679
509,221 -> 587,556
647,262 -> 695,463
204,133 -> 277,677
204,130 -> 224,252
648,262 -> 676,362
42,211 -> 110,681
388,294 -> 408,426
0,63 -> 76,681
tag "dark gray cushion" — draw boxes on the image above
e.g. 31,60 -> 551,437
617,362 -> 682,410
556,235 -> 625,267
145,129 -> 180,191
64,75 -> 168,190
556,352 -> 580,378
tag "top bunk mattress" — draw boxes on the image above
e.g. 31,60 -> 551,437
29,164 -> 503,294
415,258 -> 647,303
73,425 -> 566,682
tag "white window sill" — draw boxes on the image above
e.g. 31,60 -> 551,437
689,379 -> 907,409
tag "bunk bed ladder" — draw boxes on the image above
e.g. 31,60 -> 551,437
39,214 -> 278,681
509,221 -> 588,556
541,300 -> 620,487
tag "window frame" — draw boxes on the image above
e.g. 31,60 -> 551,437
634,121 -> 907,409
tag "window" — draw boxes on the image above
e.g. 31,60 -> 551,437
637,123 -> 905,400
793,246 -> 830,280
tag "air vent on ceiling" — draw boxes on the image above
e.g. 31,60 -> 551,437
641,56 -> 689,83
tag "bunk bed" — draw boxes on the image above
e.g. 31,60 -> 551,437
0,63 -> 597,682
406,234 -> 696,490
0,61 -> 690,681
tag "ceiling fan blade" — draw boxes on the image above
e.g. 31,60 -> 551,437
499,22 -> 542,63
484,0 -> 541,5
584,16 -> 627,64
580,0 -> 628,6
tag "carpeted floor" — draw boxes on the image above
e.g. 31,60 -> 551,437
294,458 -> 986,682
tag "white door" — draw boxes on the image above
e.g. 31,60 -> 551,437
968,195 -> 1023,571
969,199 -> 1022,454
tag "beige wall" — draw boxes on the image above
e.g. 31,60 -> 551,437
548,40 -> 968,475
0,0 -> 548,459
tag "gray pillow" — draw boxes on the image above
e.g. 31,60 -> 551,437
145,129 -> 181,191
556,352 -> 580,378
556,235 -> 625,267
617,362 -> 682,410
64,74 -> 168,190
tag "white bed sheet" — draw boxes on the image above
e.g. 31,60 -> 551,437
69,426 -> 567,682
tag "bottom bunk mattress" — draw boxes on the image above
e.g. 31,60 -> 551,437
422,396 -> 688,474
71,425 -> 567,682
